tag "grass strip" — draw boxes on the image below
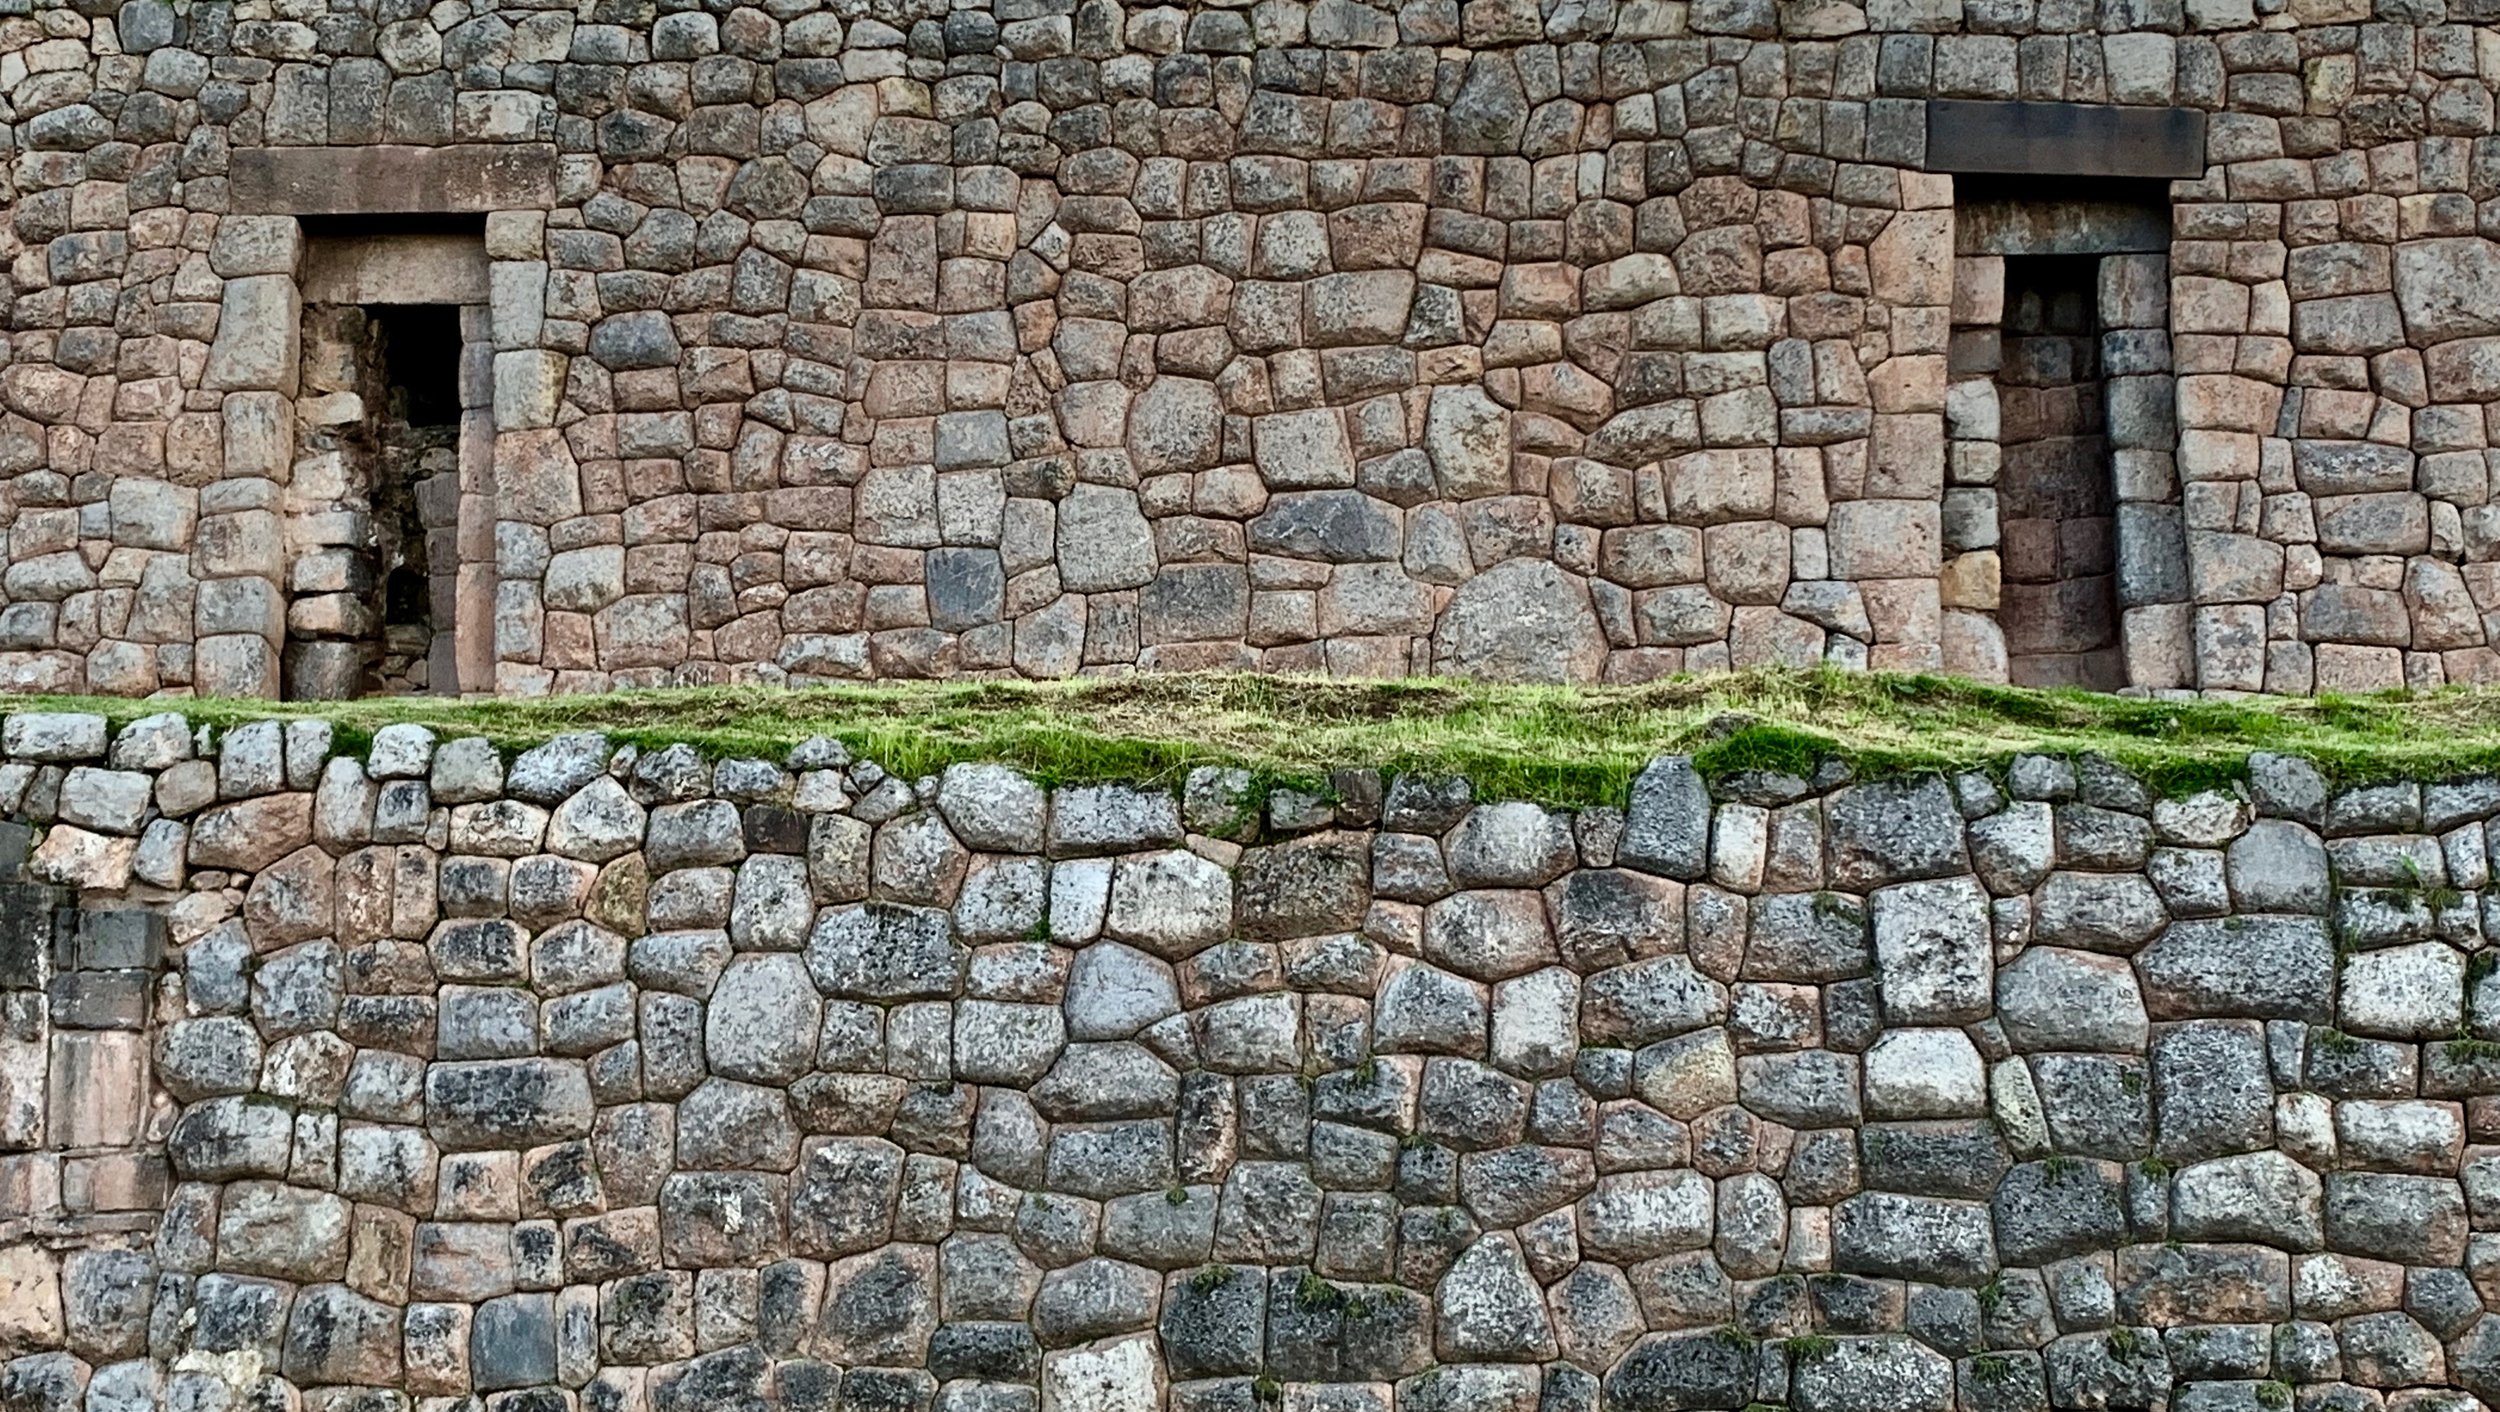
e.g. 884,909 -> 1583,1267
14,668 -> 2500,807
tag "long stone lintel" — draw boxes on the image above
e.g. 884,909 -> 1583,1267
1924,100 -> 2208,180
1955,199 -> 2171,256
230,143 -> 558,216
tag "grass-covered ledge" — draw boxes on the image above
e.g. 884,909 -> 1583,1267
15,668 -> 2500,807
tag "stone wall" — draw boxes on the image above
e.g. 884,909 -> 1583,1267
2,0 -> 2499,695
8,707 -> 2500,1409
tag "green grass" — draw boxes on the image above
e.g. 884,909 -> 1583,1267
21,666 -> 2500,807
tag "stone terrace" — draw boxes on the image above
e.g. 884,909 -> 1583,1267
3,0 -> 2500,696
6,707 -> 2500,1408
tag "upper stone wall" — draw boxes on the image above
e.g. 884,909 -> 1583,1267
0,0 -> 2498,695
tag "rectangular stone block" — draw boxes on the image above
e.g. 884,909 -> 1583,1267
1827,500 -> 1942,581
2194,603 -> 2265,690
202,275 -> 302,395
230,143 -> 559,215
0,880 -> 55,988
47,971 -> 148,1030
195,509 -> 288,583
0,999 -> 43,1152
61,1150 -> 168,1213
2115,503 -> 2188,607
300,233 -> 491,305
2122,603 -> 2193,690
1926,100 -> 2208,179
45,1030 -> 147,1149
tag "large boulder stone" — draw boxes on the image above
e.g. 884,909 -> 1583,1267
1997,948 -> 2146,1050
706,952 -> 821,1084
936,763 -> 1047,853
1832,1191 -> 1998,1285
280,1284 -> 402,1386
1618,757 -> 1710,881
1430,559 -> 1608,684
425,1058 -> 595,1151
1040,1331 -> 1164,1412
1605,1330 -> 1755,1412
2394,237 -> 2500,343
2149,1021 -> 2272,1163
2339,940 -> 2465,1038
1792,1336 -> 1953,1412
807,904 -> 965,1000
1870,877 -> 1991,1025
1434,1233 -> 1557,1361
2171,1151 -> 2323,1250
1582,956 -> 1726,1047
216,1181 -> 351,1281
1104,850 -> 1233,958
1863,1028 -> 1986,1119
2135,916 -> 2333,1021
1988,1159 -> 2126,1266
1424,890 -> 1557,982
1829,778 -> 1970,888
789,1137 -> 904,1258
1234,832 -> 1370,941
1064,942 -> 1180,1041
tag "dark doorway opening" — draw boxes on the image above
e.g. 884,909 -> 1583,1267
286,299 -> 469,699
1996,254 -> 2122,691
363,304 -> 464,695
286,222 -> 488,701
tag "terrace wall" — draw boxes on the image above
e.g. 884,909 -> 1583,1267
3,708 -> 2500,1408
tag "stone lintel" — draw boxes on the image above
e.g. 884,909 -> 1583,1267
1925,100 -> 2208,180
230,144 -> 558,217
300,233 -> 492,305
1954,199 -> 2172,256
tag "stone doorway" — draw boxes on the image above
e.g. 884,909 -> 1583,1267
1950,179 -> 2184,693
1995,255 -> 2121,689
290,224 -> 490,698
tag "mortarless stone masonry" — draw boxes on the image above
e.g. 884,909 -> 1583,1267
10,709 -> 2500,1408
5,0 -> 2500,695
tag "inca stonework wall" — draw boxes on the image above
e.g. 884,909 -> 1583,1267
9,711 -> 2500,1411
2,0 -> 2500,697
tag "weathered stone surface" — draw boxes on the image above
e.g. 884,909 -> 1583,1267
1997,948 -> 2146,1050
1870,877 -> 1991,1024
938,764 -> 1048,853
706,952 -> 821,1084
1830,779 -> 1972,889
2136,916 -> 2334,1021
2339,941 -> 2465,1038
1602,1330 -> 1747,1411
808,904 -> 966,999
2150,1021 -> 2273,1162
1618,758 -> 1709,882
2170,1150 -> 2323,1249
1431,560 -> 1608,684
1793,1337 -> 1954,1412
1833,1192 -> 1998,1285
425,1058 -> 595,1150
1105,849 -> 1234,958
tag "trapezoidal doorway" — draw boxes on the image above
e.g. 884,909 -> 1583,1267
1995,254 -> 2122,690
1949,175 -> 2185,693
290,223 -> 490,698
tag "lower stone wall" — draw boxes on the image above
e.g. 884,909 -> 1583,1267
3,710 -> 2499,1412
